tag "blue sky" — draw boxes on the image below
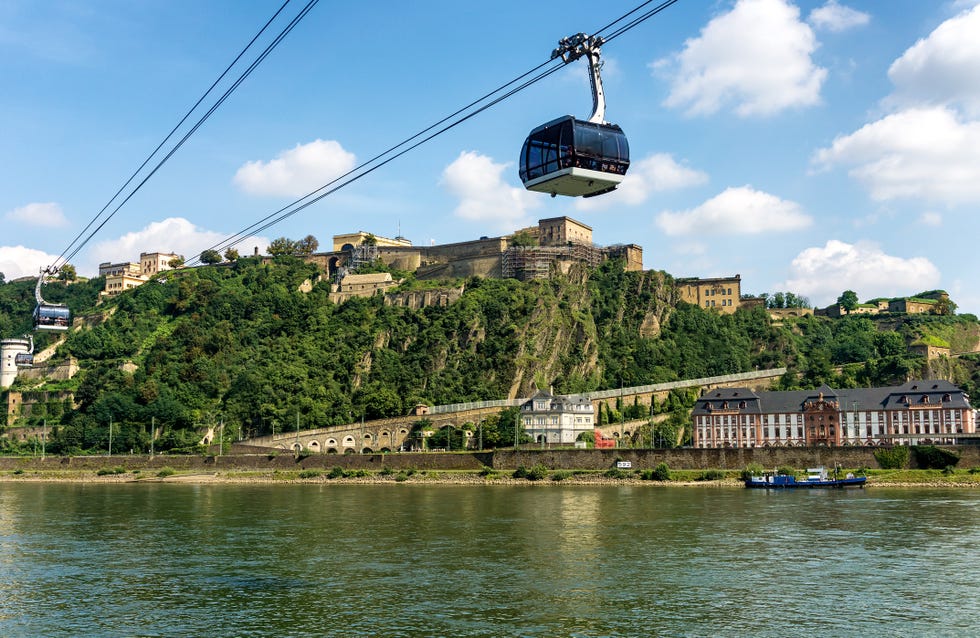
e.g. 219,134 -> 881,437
3,0 -> 980,313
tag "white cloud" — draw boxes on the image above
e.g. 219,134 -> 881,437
5,202 -> 69,228
654,0 -> 826,117
84,217 -> 268,275
812,107 -> 980,204
781,240 -> 940,307
0,246 -> 60,281
233,139 -> 357,197
656,186 -> 812,236
441,151 -> 539,231
887,5 -> 980,116
575,153 -> 708,211
919,211 -> 943,226
808,1 -> 870,33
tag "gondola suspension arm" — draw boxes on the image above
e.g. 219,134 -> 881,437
551,33 -> 607,124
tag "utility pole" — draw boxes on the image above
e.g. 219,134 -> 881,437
41,419 -> 46,459
150,416 -> 155,457
108,416 -> 113,457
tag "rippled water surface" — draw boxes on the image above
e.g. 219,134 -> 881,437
1,483 -> 978,637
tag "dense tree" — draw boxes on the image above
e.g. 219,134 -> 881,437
200,249 -> 222,265
224,248 -> 240,262
837,290 -> 859,311
267,237 -> 298,256
296,235 -> 319,255
57,264 -> 77,281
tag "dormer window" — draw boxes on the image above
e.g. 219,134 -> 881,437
739,401 -> 746,409
943,393 -> 951,402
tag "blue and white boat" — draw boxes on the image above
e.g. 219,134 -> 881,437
745,466 -> 866,489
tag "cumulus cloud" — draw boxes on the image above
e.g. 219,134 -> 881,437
781,240 -> 940,306
808,1 -> 870,32
812,107 -> 980,204
886,5 -> 980,116
654,0 -> 826,117
5,202 -> 69,228
656,186 -> 812,236
0,246 -> 61,280
84,217 -> 268,275
441,151 -> 539,231
233,139 -> 356,197
576,153 -> 708,211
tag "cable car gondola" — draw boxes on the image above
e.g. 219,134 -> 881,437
519,33 -> 630,198
33,268 -> 71,332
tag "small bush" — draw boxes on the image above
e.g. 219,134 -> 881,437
874,446 -> 910,470
97,466 -> 127,476
478,466 -> 494,477
394,472 -> 409,482
551,470 -> 572,482
776,466 -> 796,476
697,469 -> 725,482
379,466 -> 394,476
512,466 -> 528,479
349,469 -> 369,478
652,462 -> 671,481
525,464 -> 549,481
604,468 -> 627,479
298,469 -> 322,479
942,465 -> 956,476
157,467 -> 175,478
327,466 -> 346,479
969,467 -> 980,475
740,463 -> 764,481
12,469 -> 24,475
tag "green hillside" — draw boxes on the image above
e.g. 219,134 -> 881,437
3,258 -> 980,454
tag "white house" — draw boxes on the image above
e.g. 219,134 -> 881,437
520,389 -> 595,445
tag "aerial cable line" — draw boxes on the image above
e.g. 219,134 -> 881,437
188,60 -> 567,263
188,0 -> 683,264
51,0 -> 318,271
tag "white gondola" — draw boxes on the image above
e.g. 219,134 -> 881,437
519,33 -> 630,198
33,268 -> 71,332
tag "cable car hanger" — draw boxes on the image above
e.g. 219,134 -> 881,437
519,32 -> 631,198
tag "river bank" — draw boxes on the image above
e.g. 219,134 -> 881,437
2,466 -> 979,487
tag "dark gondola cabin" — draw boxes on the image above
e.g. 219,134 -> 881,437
519,116 -> 629,198
34,304 -> 71,332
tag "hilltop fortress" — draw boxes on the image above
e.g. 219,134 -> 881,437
306,216 -> 644,282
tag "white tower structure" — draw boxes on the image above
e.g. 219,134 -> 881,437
1,338 -> 31,389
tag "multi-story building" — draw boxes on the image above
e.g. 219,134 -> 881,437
520,389 -> 595,445
99,261 -> 148,297
140,252 -> 181,277
676,275 -> 742,314
691,380 -> 974,447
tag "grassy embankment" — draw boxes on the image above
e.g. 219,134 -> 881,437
2,465 -> 979,486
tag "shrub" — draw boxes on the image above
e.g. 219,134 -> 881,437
478,465 -> 494,477
652,462 -> 671,481
525,464 -> 549,481
969,467 -> 980,475
96,466 -> 126,476
394,472 -> 409,482
942,465 -> 956,476
776,466 -> 796,476
327,466 -> 346,479
379,466 -> 394,476
740,463 -> 764,481
12,469 -> 24,475
551,470 -> 572,482
697,469 -> 725,481
604,468 -> 627,479
298,469 -> 322,479
512,466 -> 528,479
874,446 -> 910,470
911,445 -> 960,470
157,466 -> 175,478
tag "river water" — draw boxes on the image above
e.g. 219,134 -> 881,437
1,483 -> 978,637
